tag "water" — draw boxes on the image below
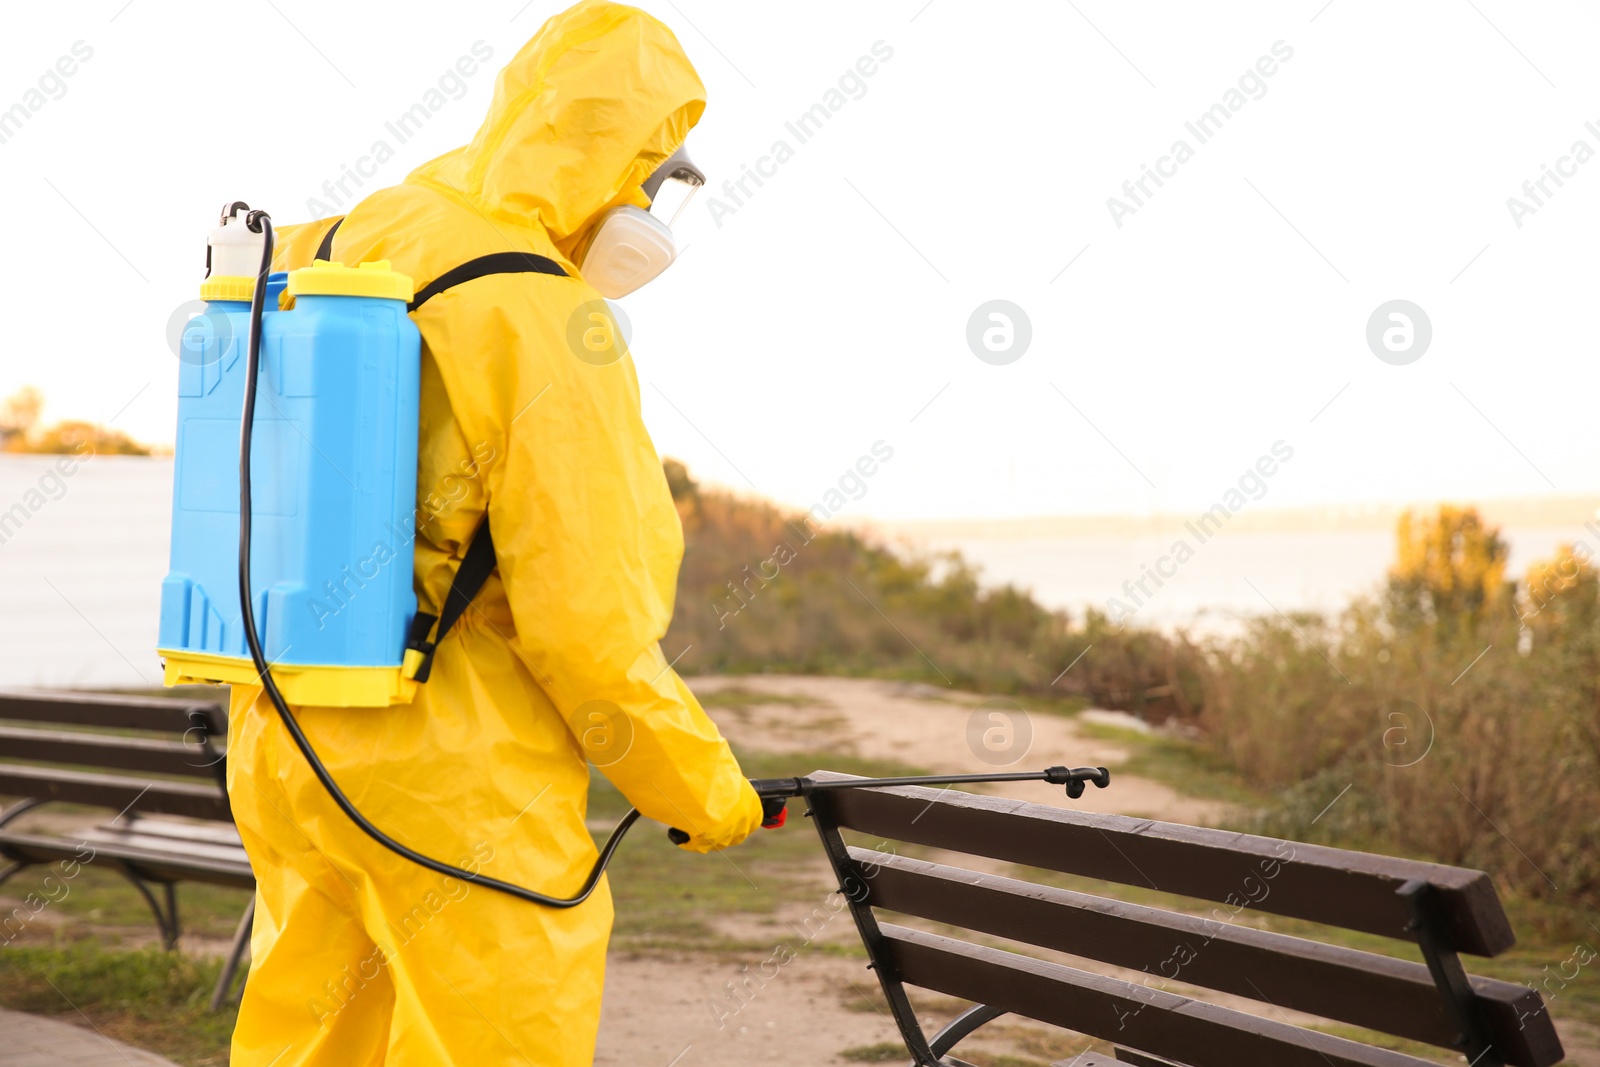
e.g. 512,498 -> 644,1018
0,455 -> 1582,687
1,454 -> 173,690
905,526 -> 1581,632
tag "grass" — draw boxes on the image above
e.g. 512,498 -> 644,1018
839,1041 -> 908,1061
0,864 -> 251,942
695,687 -> 827,709
838,1012 -> 1109,1067
0,938 -> 236,1066
0,849 -> 250,1066
1075,719 -> 1263,809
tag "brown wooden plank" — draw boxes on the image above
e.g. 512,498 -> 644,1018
854,849 -> 1561,1067
881,924 -> 1442,1067
82,827 -> 250,866
812,773 -> 1514,956
0,725 -> 219,781
0,765 -> 231,822
0,690 -> 225,738
114,817 -> 243,848
0,830 -> 253,889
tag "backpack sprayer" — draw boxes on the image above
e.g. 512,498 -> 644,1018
159,202 -> 1112,909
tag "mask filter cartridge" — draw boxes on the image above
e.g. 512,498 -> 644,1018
580,206 -> 677,299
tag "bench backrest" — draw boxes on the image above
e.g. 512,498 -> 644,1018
806,772 -> 1563,1067
0,690 -> 232,823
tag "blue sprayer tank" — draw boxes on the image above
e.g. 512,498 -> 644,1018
158,218 -> 424,708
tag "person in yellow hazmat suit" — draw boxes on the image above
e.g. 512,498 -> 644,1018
226,3 -> 764,1063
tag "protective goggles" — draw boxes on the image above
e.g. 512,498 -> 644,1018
640,144 -> 705,227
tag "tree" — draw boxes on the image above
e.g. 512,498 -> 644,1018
1388,505 -> 1511,631
0,387 -> 152,455
28,420 -> 150,456
1521,544 -> 1599,635
0,386 -> 43,450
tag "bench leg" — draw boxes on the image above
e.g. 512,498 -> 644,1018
0,797 -> 45,830
210,897 -> 255,1011
164,883 -> 180,951
1399,879 -> 1504,1067
0,800 -> 47,894
0,860 -> 30,891
116,867 -> 180,950
929,1003 -> 1008,1059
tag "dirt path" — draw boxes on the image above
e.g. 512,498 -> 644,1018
687,674 -> 1229,824
596,675 -> 1231,1067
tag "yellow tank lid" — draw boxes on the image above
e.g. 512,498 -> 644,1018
199,275 -> 257,302
288,259 -> 415,303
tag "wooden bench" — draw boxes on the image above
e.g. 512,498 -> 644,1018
804,771 -> 1565,1067
0,690 -> 254,1009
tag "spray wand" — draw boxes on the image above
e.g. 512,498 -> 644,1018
667,766 -> 1112,844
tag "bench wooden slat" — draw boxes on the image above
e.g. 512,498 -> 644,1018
0,725 -> 220,781
117,817 -> 242,848
854,849 -> 1561,1067
0,765 -> 231,822
81,827 -> 249,867
0,830 -> 253,889
881,923 -> 1442,1067
0,690 -> 225,737
814,774 -> 1514,956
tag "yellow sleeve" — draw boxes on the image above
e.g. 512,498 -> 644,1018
447,284 -> 762,852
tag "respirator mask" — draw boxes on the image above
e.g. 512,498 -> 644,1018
579,144 -> 705,299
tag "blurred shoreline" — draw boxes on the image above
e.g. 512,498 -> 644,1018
865,493 -> 1600,539
2,452 -> 1592,686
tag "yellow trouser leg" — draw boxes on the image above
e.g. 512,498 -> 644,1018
231,853 -> 395,1066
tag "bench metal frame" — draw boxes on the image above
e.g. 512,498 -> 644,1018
803,772 -> 1563,1067
0,691 -> 254,1010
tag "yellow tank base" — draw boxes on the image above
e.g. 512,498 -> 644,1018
158,649 -> 420,708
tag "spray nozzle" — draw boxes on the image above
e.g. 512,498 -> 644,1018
202,202 -> 270,296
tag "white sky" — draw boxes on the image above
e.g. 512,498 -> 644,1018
3,0 -> 1598,522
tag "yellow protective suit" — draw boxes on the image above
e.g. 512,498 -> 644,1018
226,4 -> 762,1063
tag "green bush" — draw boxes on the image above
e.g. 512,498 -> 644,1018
663,460 -> 1201,717
664,475 -> 1600,909
1208,510 -> 1600,906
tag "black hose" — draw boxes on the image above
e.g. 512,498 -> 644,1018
235,209 -> 638,908
231,208 -> 1112,909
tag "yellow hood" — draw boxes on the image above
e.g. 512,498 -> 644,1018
410,0 -> 704,258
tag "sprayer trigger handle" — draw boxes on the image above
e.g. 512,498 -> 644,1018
760,796 -> 788,829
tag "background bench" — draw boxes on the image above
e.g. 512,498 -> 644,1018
0,689 -> 253,1009
805,770 -> 1565,1067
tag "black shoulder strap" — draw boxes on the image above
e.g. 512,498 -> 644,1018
407,518 -> 496,683
402,248 -> 568,683
408,251 -> 567,312
315,217 -> 343,262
